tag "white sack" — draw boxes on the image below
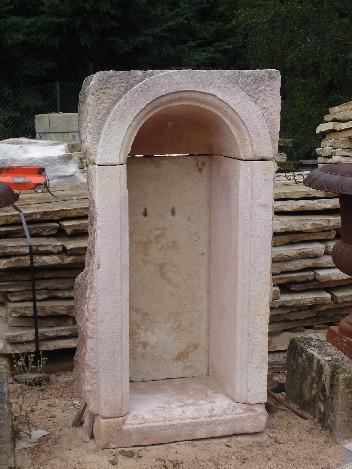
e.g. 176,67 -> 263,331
0,138 -> 85,187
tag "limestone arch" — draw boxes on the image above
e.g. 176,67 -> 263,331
96,70 -> 274,165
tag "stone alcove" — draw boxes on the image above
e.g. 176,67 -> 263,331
75,70 -> 281,448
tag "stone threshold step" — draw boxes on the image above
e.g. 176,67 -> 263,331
93,376 -> 266,448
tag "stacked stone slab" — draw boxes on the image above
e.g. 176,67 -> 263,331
270,178 -> 352,351
316,101 -> 352,164
0,187 -> 88,353
0,174 -> 348,355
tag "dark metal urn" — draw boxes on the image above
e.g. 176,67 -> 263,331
305,163 -> 352,357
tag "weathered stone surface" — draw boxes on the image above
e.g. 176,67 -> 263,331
4,324 -> 77,343
274,184 -> 334,200
313,301 -> 352,311
6,288 -> 74,302
0,357 -> 15,468
7,315 -> 75,327
0,222 -> 59,238
272,271 -> 315,285
271,290 -> 331,308
270,308 -> 317,322
7,299 -> 74,317
58,236 -> 87,255
0,269 -> 82,281
272,255 -> 335,274
317,121 -> 352,135
324,110 -> 352,123
317,156 -> 331,164
325,129 -> 352,140
285,279 -> 352,291
0,237 -> 63,256
272,242 -> 325,262
287,335 -> 352,441
324,240 -> 335,254
0,199 -> 88,226
315,268 -> 351,282
273,215 -> 340,233
329,285 -> 352,304
268,329 -> 322,352
0,254 -> 85,270
342,441 -> 352,465
333,149 -> 352,157
332,155 -> 352,164
274,198 -> 339,213
329,101 -> 352,114
272,286 -> 280,300
59,218 -> 88,235
0,278 -> 74,292
0,337 -> 78,353
322,137 -> 352,149
272,230 -> 336,247
269,314 -> 344,333
316,147 -> 334,157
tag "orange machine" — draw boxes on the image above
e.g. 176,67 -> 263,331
0,166 -> 47,192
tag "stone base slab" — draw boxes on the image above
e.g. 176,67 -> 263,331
92,377 -> 267,448
287,334 -> 352,441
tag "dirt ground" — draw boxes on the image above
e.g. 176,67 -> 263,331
10,372 -> 342,469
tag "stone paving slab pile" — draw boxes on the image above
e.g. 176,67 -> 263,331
0,187 -> 87,354
316,101 -> 352,164
270,177 -> 352,351
0,177 -> 348,355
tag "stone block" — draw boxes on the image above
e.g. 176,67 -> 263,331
0,357 -> 15,468
273,215 -> 340,233
272,242 -> 325,262
287,335 -> 352,441
315,268 -> 351,282
272,255 -> 335,274
329,101 -> 352,114
317,121 -> 352,135
271,290 -> 331,308
272,271 -> 315,285
329,285 -> 352,303
274,198 -> 339,212
274,184 -> 335,200
342,441 -> 352,465
272,230 -> 336,247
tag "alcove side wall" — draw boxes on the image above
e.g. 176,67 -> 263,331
209,157 -> 274,404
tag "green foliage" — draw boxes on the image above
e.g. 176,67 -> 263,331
0,0 -> 351,158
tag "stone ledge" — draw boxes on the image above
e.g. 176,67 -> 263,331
92,377 -> 267,448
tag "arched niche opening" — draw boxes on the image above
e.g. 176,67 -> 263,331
130,103 -> 239,157
127,103 -> 240,383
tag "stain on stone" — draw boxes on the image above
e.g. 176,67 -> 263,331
195,159 -> 206,173
142,207 -> 148,217
171,206 -> 176,216
159,262 -> 176,283
176,342 -> 199,362
130,307 -> 150,361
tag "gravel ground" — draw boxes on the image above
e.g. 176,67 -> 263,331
10,372 -> 342,469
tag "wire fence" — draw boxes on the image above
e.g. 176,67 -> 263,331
0,82 -> 81,140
